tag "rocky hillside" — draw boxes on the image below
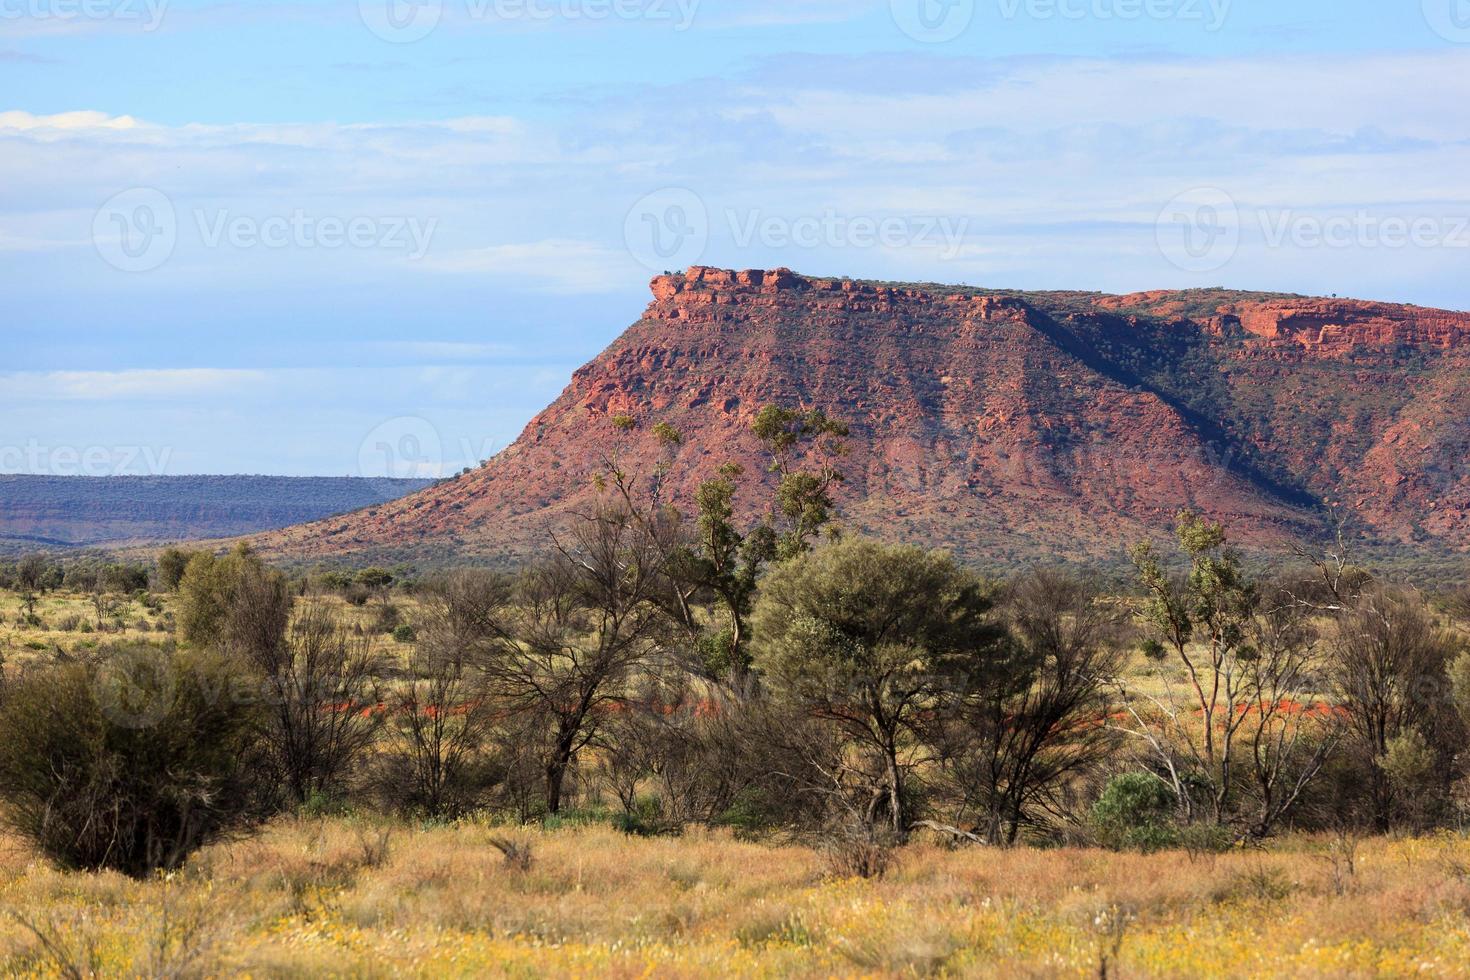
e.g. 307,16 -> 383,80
0,475 -> 433,549
253,267 -> 1470,570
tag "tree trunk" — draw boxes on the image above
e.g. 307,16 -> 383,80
883,742 -> 906,839
546,758 -> 567,814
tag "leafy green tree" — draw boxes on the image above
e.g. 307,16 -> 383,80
750,538 -> 1006,838
939,569 -> 1124,844
177,544 -> 291,654
667,462 -> 776,678
657,404 -> 848,676
356,567 -> 394,591
1128,510 -> 1258,825
588,407 -> 849,679
356,567 -> 395,604
750,405 -> 849,560
1328,585 -> 1460,831
496,502 -> 670,814
15,553 -> 47,592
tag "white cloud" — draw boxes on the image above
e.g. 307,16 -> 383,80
0,368 -> 270,401
0,109 -> 139,132
5,47 -> 1470,302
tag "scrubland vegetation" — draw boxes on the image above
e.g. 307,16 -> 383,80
2,407 -> 1470,977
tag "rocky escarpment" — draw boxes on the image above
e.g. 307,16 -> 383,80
252,268 -> 1470,569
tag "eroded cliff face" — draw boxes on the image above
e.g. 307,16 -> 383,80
256,267 -> 1470,567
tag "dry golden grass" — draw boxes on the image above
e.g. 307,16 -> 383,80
0,590 -> 417,673
3,820 -> 1470,977
0,591 -> 146,670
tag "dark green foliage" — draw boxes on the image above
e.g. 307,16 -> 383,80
751,538 -> 1008,837
0,644 -> 267,876
157,547 -> 203,591
1093,773 -> 1179,852
355,567 -> 394,591
750,405 -> 849,560
14,553 -> 51,591
176,544 -> 292,652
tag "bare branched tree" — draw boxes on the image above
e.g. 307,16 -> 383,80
379,571 -> 514,818
939,570 -> 1124,844
495,502 -> 671,813
253,600 -> 383,807
1238,589 -> 1339,838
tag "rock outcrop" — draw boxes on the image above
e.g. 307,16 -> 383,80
254,268 -> 1470,568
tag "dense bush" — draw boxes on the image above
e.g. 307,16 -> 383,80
157,547 -> 204,591
1092,773 -> 1179,852
373,603 -> 402,633
0,643 -> 268,876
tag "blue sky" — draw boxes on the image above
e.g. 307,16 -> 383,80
4,0 -> 1470,476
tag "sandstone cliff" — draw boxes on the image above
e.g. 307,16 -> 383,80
254,268 -> 1470,568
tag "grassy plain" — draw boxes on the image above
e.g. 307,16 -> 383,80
0,589 -> 415,670
3,821 -> 1470,977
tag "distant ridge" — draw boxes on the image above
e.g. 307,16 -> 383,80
0,475 -> 434,549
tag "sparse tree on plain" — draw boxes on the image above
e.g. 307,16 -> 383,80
750,537 -> 1007,839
